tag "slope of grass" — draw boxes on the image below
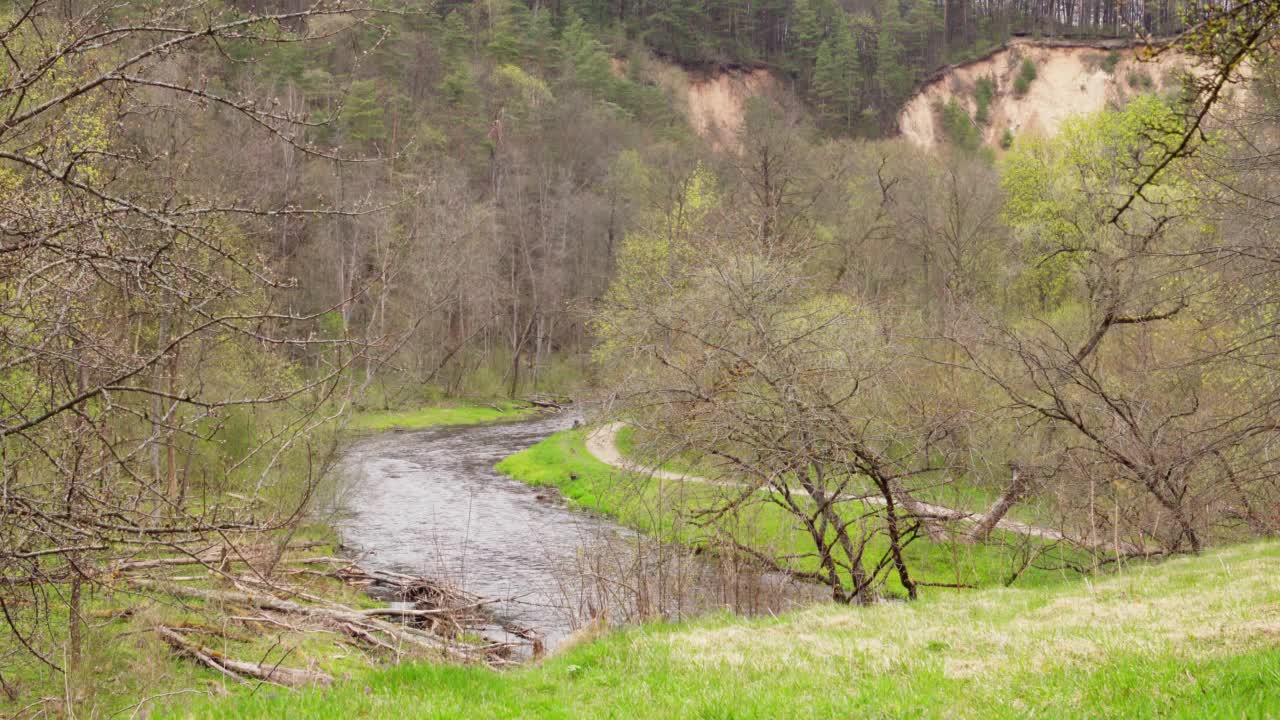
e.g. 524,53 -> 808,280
0,525 -> 402,719
615,423 -> 1049,524
166,541 -> 1280,719
349,400 -> 536,432
496,429 -> 1087,594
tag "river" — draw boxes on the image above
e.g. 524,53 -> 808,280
337,413 -> 822,651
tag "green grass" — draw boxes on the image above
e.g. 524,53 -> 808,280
349,400 -> 537,432
495,427 -> 621,509
496,429 -> 1088,595
613,424 -> 708,477
613,425 -> 1048,528
164,541 -> 1280,719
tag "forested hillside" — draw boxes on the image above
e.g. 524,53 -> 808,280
214,1 -> 694,402
549,0 -> 1186,132
205,0 -> 1193,406
157,0 -> 1207,411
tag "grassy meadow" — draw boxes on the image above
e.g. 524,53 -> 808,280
164,541 -> 1280,719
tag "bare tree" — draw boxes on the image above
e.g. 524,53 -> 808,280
0,0 -> 394,692
594,155 -> 988,602
955,96 -> 1280,555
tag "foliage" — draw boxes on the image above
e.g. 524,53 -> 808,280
497,428 -> 1083,593
991,95 -> 1279,555
540,0 -> 1188,136
592,153 -> 1050,600
973,76 -> 996,125
592,163 -> 720,360
1001,95 -> 1194,307
340,79 -> 388,143
939,99 -> 981,151
1102,49 -> 1121,74
0,4 -> 372,705
1013,58 -> 1037,96
0,530 -> 390,719
438,66 -> 476,106
1127,69 -> 1154,89
5,0 -> 1279,715
811,18 -> 862,131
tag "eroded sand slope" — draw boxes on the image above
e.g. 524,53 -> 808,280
899,40 -> 1190,150
625,57 -> 780,150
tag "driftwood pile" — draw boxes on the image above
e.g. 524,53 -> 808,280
524,394 -> 572,410
111,546 -> 534,688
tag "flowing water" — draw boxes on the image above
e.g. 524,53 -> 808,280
338,413 -> 822,650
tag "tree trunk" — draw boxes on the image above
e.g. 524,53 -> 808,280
969,464 -> 1030,542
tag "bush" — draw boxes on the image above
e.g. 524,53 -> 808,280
1102,50 -> 1121,74
974,76 -> 996,125
1000,127 -> 1015,149
1127,70 -> 1154,90
938,99 -> 980,151
1013,59 -> 1037,96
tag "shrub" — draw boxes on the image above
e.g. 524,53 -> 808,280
1013,59 -> 1037,96
1102,50 -> 1121,74
1000,127 -> 1015,149
974,76 -> 996,125
1127,70 -> 1154,90
938,99 -> 980,151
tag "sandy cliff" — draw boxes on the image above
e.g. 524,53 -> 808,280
899,39 -> 1191,150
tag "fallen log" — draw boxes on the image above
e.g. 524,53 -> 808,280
969,466 -> 1031,543
524,395 -> 572,409
113,543 -> 334,573
114,556 -> 220,572
360,597 -> 502,619
340,622 -> 399,654
156,626 -> 332,687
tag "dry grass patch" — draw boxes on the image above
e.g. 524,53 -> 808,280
668,543 -> 1280,688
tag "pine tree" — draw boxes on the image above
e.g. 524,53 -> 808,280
708,0 -> 754,60
441,11 -> 472,59
644,0 -> 708,63
570,0 -> 610,27
561,14 -> 615,97
876,0 -> 912,113
792,0 -> 824,84
526,9 -> 559,70
811,16 -> 861,133
812,38 -> 842,122
340,80 -> 387,143
487,0 -> 531,65
438,66 -> 476,107
904,0 -> 943,75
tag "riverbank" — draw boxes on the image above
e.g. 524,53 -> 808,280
349,399 -> 538,432
165,540 -> 1280,719
0,402 -> 554,719
496,428 -> 1087,594
0,526 -> 412,718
